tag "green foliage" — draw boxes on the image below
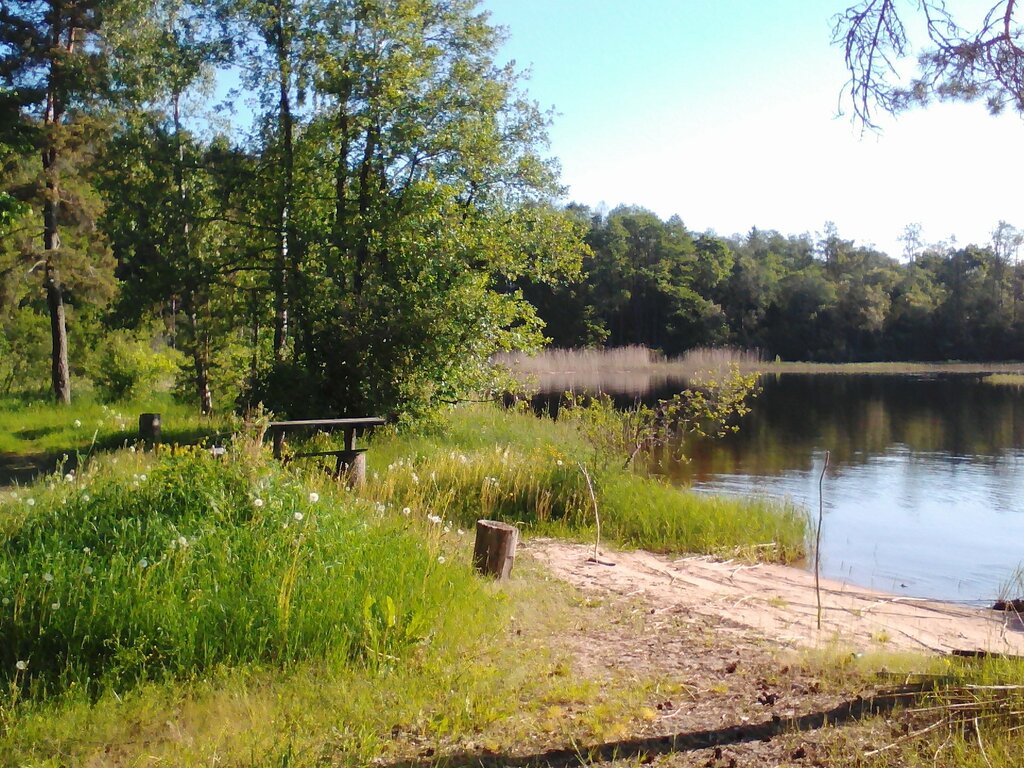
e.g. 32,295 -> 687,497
363,404 -> 806,561
0,446 -> 486,696
0,309 -> 50,396
90,331 -> 182,401
559,364 -> 760,469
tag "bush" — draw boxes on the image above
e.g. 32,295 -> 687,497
91,331 -> 181,401
0,448 -> 486,696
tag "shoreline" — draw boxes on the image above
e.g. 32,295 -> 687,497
525,538 -> 1024,656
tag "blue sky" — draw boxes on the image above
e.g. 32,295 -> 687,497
484,0 -> 1024,257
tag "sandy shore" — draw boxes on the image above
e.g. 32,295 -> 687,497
525,538 -> 1024,656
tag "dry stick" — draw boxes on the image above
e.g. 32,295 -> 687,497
579,463 -> 612,565
579,462 -> 601,560
815,450 -> 830,631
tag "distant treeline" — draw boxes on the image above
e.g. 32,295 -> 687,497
521,206 -> 1024,362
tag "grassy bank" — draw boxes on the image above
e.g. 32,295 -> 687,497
362,404 -> 808,562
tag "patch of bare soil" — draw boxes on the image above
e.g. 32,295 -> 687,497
502,539 -> 1022,767
527,539 -> 1024,656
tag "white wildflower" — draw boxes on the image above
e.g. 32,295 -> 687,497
293,511 -> 304,522
15,660 -> 27,671
308,492 -> 319,503
83,547 -> 91,554
177,536 -> 188,548
73,419 -> 82,428
139,474 -> 147,481
64,473 -> 74,483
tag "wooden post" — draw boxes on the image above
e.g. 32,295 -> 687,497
272,429 -> 286,459
334,450 -> 366,487
473,520 -> 519,580
139,413 -> 161,444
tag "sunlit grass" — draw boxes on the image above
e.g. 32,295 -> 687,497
0,392 -> 228,457
361,404 -> 808,562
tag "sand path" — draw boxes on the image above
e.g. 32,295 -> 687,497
524,538 -> 1024,656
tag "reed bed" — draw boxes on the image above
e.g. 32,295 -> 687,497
494,346 -> 764,395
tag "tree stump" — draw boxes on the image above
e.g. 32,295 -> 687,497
334,450 -> 367,487
139,413 -> 161,444
473,519 -> 519,580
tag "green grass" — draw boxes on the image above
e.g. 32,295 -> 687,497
0,441 -> 493,699
360,404 -> 809,562
0,392 -> 228,457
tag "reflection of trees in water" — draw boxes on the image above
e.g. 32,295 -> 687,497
657,375 -> 1024,481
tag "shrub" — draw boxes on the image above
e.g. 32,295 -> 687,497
91,331 -> 181,401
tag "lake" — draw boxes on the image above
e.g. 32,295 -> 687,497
544,373 -> 1024,604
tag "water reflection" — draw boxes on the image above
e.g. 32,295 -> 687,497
538,374 -> 1024,603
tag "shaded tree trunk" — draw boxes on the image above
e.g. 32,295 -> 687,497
42,4 -> 73,404
272,0 -> 294,361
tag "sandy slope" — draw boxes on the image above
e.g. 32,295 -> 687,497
524,538 -> 1024,656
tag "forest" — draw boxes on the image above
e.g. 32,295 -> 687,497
522,209 -> 1024,363
4,0 -> 1024,422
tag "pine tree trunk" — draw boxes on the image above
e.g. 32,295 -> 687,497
42,6 -> 72,404
45,264 -> 71,404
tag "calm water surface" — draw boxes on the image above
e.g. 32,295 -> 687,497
550,374 -> 1024,603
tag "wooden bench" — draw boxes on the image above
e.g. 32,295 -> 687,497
266,417 -> 385,485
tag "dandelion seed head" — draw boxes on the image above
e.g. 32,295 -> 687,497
129,446 -> 137,453
437,555 -> 446,564
556,459 -> 564,466
402,506 -> 411,516
25,498 -> 35,507
2,597 -> 9,606
138,558 -> 148,569
177,536 -> 188,548
139,474 -> 147,481
443,525 -> 451,534
64,473 -> 74,483
457,528 -> 465,536
15,660 -> 27,671
293,511 -> 304,521
83,565 -> 93,575
43,573 -> 53,583
308,492 -> 319,503
427,514 -> 442,525
51,602 -> 59,610
82,494 -> 90,502
253,498 -> 264,508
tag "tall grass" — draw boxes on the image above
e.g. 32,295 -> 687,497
362,405 -> 808,562
494,346 -> 763,395
0,443 -> 492,698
